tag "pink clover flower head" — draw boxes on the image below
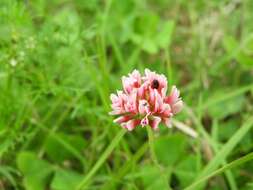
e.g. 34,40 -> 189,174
109,69 -> 183,131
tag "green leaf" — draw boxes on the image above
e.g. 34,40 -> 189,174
51,169 -> 83,190
223,36 -> 238,53
106,0 -> 136,43
218,119 -> 238,141
131,12 -> 175,54
45,133 -> 86,163
247,183 -> 253,187
17,152 -> 53,190
207,92 -> 245,119
50,7 -> 81,45
223,35 -> 253,67
139,165 -> 168,190
175,155 -> 198,188
154,134 -> 186,166
142,39 -> 158,54
156,20 -> 174,48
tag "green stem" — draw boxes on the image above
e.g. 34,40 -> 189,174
146,126 -> 172,190
102,142 -> 149,189
146,126 -> 159,165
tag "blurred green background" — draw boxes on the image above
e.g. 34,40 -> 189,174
1,0 -> 253,189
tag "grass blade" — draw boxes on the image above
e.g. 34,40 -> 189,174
201,84 -> 253,109
76,128 -> 126,190
185,116 -> 253,189
185,152 -> 253,190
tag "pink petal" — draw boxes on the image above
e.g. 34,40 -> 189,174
141,116 -> 149,127
137,84 -> 146,98
144,68 -> 151,77
109,109 -> 122,115
171,86 -> 180,101
154,90 -> 163,112
124,90 -> 138,113
138,100 -> 150,114
172,100 -> 183,114
164,118 -> 172,128
161,103 -> 172,116
110,93 -> 118,102
150,116 -> 161,130
121,119 -> 139,131
122,70 -> 142,94
149,88 -> 156,104
122,77 -> 131,94
161,87 -> 167,98
130,69 -> 141,85
113,116 -> 130,124
165,86 -> 180,104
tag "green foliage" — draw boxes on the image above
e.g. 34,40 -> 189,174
45,133 -> 86,163
223,35 -> 253,68
17,151 -> 84,190
51,169 -> 83,190
175,155 -> 198,187
154,134 -> 186,166
207,92 -> 245,119
131,13 -> 175,54
0,0 -> 253,189
17,152 -> 53,190
139,165 -> 168,190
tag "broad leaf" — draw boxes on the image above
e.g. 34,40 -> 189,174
51,169 -> 83,190
223,35 -> 253,68
45,133 -> 86,163
17,152 -> 53,190
154,134 -> 187,166
139,165 -> 169,190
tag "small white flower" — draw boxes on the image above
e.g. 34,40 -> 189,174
10,58 -> 18,67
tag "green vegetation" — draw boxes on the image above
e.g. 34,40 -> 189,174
1,0 -> 253,189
